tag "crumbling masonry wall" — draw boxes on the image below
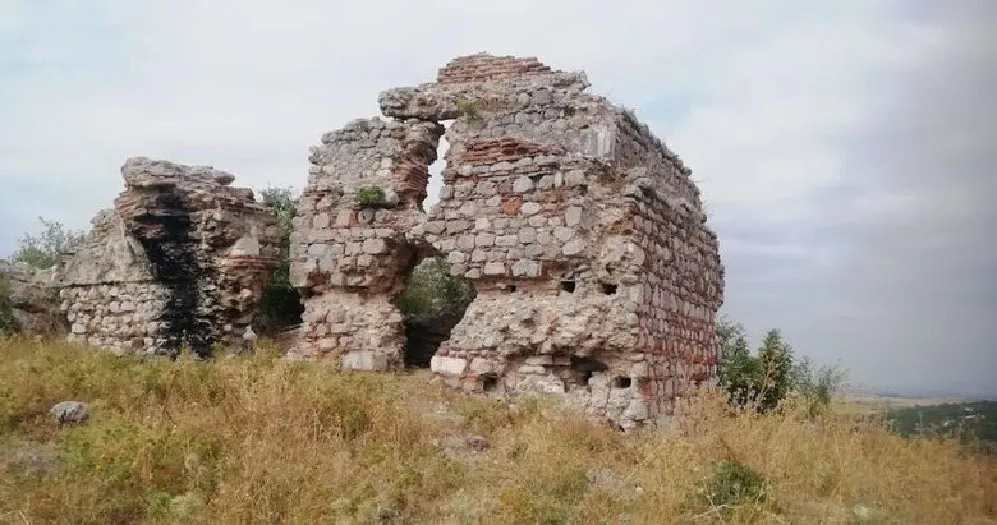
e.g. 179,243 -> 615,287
291,53 -> 724,428
288,119 -> 444,368
57,158 -> 280,356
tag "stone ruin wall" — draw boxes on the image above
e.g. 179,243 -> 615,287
288,119 -> 445,369
57,157 -> 280,356
291,53 -> 724,428
0,259 -> 63,335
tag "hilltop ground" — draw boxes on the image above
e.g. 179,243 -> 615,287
1,337 -> 995,525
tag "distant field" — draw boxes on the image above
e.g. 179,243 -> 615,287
834,391 -> 966,415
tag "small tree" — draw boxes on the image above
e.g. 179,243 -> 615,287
11,217 -> 85,269
256,186 -> 304,335
716,316 -> 844,416
395,257 -> 474,319
791,356 -> 848,418
755,329 -> 794,412
716,316 -> 761,408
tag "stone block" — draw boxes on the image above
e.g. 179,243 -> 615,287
342,351 -> 389,371
431,356 -> 468,375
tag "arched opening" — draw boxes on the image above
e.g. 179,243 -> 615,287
393,254 -> 475,368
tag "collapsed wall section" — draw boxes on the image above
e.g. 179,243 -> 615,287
288,118 -> 444,368
57,158 -> 280,356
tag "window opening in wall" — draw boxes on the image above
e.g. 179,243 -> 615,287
612,376 -> 632,389
394,254 -> 476,368
601,283 -> 618,295
421,120 -> 454,212
560,280 -> 576,293
480,373 -> 500,393
570,356 -> 608,391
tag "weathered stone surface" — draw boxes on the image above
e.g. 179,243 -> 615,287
292,53 -> 725,429
55,158 -> 280,357
0,259 -> 63,335
50,401 -> 89,425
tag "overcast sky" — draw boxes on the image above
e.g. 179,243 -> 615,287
1,1 -> 993,397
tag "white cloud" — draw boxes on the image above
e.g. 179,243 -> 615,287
0,0 -> 991,396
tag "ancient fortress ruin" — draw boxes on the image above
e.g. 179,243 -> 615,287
290,54 -> 725,426
2,53 -> 723,428
56,157 -> 280,357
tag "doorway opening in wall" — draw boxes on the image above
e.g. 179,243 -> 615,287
394,254 -> 476,368
421,120 -> 455,212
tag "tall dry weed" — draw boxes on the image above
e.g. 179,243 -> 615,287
1,337 -> 994,524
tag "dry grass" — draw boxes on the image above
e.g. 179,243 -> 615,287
1,337 -> 995,525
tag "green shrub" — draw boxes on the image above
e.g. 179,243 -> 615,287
0,276 -> 16,334
256,186 -> 303,335
354,186 -> 386,208
455,99 -> 482,122
394,258 -> 474,318
700,459 -> 768,509
790,356 -> 848,419
11,217 -> 85,269
716,315 -> 841,415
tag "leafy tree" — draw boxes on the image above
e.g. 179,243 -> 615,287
756,329 -> 794,412
716,316 -> 761,408
11,217 -> 85,269
790,356 -> 848,418
256,186 -> 304,335
395,257 -> 474,318
715,316 -> 841,415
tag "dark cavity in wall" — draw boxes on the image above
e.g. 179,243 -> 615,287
131,188 -> 214,359
394,255 -> 476,368
570,356 -> 608,390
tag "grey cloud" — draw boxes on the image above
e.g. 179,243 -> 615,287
784,1 -> 997,397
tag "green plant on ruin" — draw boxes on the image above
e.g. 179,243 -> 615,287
11,217 -> 85,269
255,186 -> 304,335
455,99 -> 482,122
354,186 -> 386,208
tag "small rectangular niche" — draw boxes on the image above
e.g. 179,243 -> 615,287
612,376 -> 632,389
480,373 -> 500,393
560,280 -> 576,293
601,283 -> 618,295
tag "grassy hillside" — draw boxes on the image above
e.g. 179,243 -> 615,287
2,338 -> 996,524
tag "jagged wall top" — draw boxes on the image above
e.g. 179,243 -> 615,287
377,53 -> 703,210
